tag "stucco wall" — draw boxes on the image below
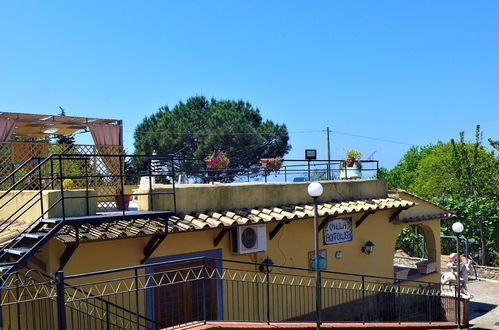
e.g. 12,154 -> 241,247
55,210 -> 440,284
0,189 -> 97,225
137,179 -> 387,214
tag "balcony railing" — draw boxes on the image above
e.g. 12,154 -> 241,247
0,257 -> 461,329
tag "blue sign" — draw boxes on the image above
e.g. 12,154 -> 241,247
323,217 -> 353,245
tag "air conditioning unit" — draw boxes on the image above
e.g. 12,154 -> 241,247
232,224 -> 267,254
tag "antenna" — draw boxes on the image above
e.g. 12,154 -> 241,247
367,151 -> 377,160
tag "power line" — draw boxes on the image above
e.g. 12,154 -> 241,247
124,128 -> 414,146
328,130 -> 414,146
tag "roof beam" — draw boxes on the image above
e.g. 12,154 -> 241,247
269,221 -> 291,240
59,226 -> 80,270
355,211 -> 376,228
318,217 -> 335,231
59,244 -> 78,270
389,207 -> 410,223
141,233 -> 168,264
214,228 -> 231,247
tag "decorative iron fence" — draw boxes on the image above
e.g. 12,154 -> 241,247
0,257 -> 461,329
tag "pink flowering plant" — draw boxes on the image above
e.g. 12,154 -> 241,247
204,151 -> 230,169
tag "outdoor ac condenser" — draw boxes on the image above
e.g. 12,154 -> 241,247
231,224 -> 267,254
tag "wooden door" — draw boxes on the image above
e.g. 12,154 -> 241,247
154,260 -> 218,328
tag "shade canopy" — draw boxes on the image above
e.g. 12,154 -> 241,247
0,112 -> 122,144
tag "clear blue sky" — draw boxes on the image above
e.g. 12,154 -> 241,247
1,1 -> 497,169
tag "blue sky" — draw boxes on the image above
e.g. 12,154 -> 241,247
1,1 -> 497,169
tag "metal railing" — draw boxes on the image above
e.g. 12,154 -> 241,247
159,158 -> 379,184
0,257 -> 462,329
0,153 -> 176,274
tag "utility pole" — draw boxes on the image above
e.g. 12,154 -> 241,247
326,127 -> 331,180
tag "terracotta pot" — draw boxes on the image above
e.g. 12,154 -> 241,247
261,158 -> 282,170
345,157 -> 355,167
115,195 -> 131,211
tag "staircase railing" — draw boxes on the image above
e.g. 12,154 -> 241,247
0,152 -> 177,272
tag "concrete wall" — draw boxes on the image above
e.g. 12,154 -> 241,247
137,179 -> 387,214
0,189 -> 97,225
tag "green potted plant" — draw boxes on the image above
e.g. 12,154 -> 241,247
204,151 -> 230,169
341,150 -> 363,179
261,157 -> 283,170
345,150 -> 362,167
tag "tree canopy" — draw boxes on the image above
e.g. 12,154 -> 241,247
133,96 -> 291,181
381,126 -> 498,266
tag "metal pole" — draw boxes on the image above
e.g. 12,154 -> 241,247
58,155 -> 66,221
56,270 -> 67,330
456,236 -> 461,329
313,196 -> 321,329
326,127 -> 331,180
266,263 -> 271,325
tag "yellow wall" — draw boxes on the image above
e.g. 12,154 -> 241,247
23,180 -> 444,325
0,189 -> 97,225
55,210 -> 440,283
136,179 -> 387,214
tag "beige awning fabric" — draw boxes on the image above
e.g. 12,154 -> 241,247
88,124 -> 122,175
0,112 -> 121,139
51,197 -> 417,243
88,124 -> 121,146
0,119 -> 16,142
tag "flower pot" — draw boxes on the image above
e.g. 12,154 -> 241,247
261,158 -> 282,170
115,195 -> 131,211
345,157 -> 355,167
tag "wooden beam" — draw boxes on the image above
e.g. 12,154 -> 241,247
389,208 -> 406,223
214,228 -> 231,247
269,221 -> 291,240
318,217 -> 335,231
59,244 -> 78,270
355,211 -> 375,228
141,234 -> 168,264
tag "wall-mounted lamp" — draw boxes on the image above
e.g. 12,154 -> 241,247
361,241 -> 375,255
259,257 -> 274,273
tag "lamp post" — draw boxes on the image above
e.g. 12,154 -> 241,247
452,221 -> 464,328
307,182 -> 323,329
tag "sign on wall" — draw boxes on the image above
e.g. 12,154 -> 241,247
323,217 -> 353,245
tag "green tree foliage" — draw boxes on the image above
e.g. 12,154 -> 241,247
53,107 -> 76,145
383,126 -> 498,265
133,96 -> 291,181
383,144 -> 438,190
395,225 -> 426,258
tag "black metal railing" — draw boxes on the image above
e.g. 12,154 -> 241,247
168,158 -> 379,184
0,257 -> 461,329
0,153 -> 177,276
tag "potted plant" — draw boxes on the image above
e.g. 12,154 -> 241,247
261,157 -> 282,170
340,150 -> 363,179
115,188 -> 131,211
204,151 -> 230,169
345,150 -> 362,167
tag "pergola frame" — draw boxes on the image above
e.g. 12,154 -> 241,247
0,112 -> 123,144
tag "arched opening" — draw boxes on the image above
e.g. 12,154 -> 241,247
393,224 -> 437,280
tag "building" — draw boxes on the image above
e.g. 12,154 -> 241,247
0,113 -> 462,329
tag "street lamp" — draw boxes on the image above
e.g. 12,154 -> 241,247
307,182 -> 323,329
452,221 -> 464,328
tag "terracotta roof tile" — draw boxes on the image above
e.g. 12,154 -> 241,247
46,196 -> 417,243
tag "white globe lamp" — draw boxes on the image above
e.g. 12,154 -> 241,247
452,222 -> 464,234
307,182 -> 323,198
